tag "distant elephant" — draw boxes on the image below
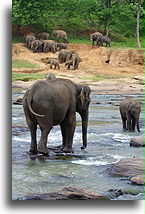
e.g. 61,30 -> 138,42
72,54 -> 82,70
90,33 -> 103,47
43,40 -> 57,53
57,43 -> 67,51
45,72 -> 56,80
23,78 -> 91,154
52,30 -> 68,43
119,99 -> 141,132
25,34 -> 36,49
31,40 -> 43,52
36,32 -> 49,40
45,58 -> 60,69
58,50 -> 76,63
98,36 -> 110,47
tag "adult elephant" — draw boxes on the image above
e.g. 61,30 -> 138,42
52,30 -> 68,43
23,78 -> 91,154
43,40 -> 57,53
58,49 -> 76,63
119,99 -> 141,132
31,40 -> 43,53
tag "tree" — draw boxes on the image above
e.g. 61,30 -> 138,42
136,0 -> 141,48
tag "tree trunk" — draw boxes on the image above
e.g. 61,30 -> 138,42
137,0 -> 141,48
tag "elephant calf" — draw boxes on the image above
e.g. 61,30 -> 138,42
57,43 -> 67,51
45,72 -> 56,80
45,59 -> 60,69
119,99 -> 141,132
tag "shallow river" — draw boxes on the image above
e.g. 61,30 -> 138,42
12,88 -> 144,200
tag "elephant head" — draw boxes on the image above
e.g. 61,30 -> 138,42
128,101 -> 141,132
75,84 -> 91,149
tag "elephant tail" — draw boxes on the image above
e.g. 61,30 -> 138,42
27,83 -> 45,117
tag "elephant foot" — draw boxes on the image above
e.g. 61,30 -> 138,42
38,148 -> 50,155
28,149 -> 38,155
62,147 -> 74,153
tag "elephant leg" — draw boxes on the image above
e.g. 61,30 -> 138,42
132,119 -> 135,132
62,112 -> 76,153
38,128 -> 51,155
121,116 -> 127,130
60,119 -> 67,150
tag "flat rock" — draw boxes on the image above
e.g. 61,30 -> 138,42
16,186 -> 107,200
130,137 -> 144,147
107,158 -> 144,185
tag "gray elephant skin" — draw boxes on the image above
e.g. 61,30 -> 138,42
52,30 -> 68,43
36,32 -> 49,40
43,40 -> 57,53
119,99 -> 141,132
31,40 -> 43,53
58,50 -> 76,63
23,78 -> 91,154
25,34 -> 36,49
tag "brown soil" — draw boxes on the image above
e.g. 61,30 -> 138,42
12,43 -> 144,94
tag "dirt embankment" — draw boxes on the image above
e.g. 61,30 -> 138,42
12,43 -> 144,94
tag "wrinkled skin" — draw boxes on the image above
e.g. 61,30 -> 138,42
52,30 -> 68,43
25,34 -> 36,49
119,99 -> 141,132
36,32 -> 49,40
45,59 -> 60,69
23,78 -> 91,154
57,43 -> 67,51
31,40 -> 43,53
58,50 -> 76,63
43,40 -> 57,53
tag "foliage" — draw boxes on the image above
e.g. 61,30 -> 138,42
12,0 -> 144,41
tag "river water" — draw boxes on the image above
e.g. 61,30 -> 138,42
12,88 -> 144,200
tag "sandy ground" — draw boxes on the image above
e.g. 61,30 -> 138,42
12,43 -> 144,95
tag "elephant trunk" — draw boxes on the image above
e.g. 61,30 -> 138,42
137,122 -> 140,132
80,110 -> 89,149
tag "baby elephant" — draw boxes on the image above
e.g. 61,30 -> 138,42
119,99 -> 141,132
45,72 -> 56,80
45,59 -> 60,70
65,60 -> 73,70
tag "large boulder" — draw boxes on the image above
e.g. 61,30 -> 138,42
107,158 -> 144,185
130,137 -> 144,147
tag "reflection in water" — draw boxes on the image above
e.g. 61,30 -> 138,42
12,90 -> 144,200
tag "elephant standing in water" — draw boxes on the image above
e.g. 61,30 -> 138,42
23,78 -> 91,154
119,99 -> 141,132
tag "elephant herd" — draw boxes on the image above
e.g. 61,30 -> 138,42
23,74 -> 141,155
90,32 -> 111,47
25,30 -> 81,70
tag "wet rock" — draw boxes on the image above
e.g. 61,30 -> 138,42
13,95 -> 23,105
92,101 -> 101,104
131,175 -> 144,185
107,158 -> 144,185
130,137 -> 144,147
16,186 -> 107,200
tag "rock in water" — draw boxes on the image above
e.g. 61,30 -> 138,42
16,186 -> 107,200
130,137 -> 144,147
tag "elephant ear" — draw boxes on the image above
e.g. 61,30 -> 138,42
80,86 -> 91,107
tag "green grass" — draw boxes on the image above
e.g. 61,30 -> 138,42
12,36 -> 24,43
80,75 -> 127,82
12,59 -> 40,69
12,73 -> 46,82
